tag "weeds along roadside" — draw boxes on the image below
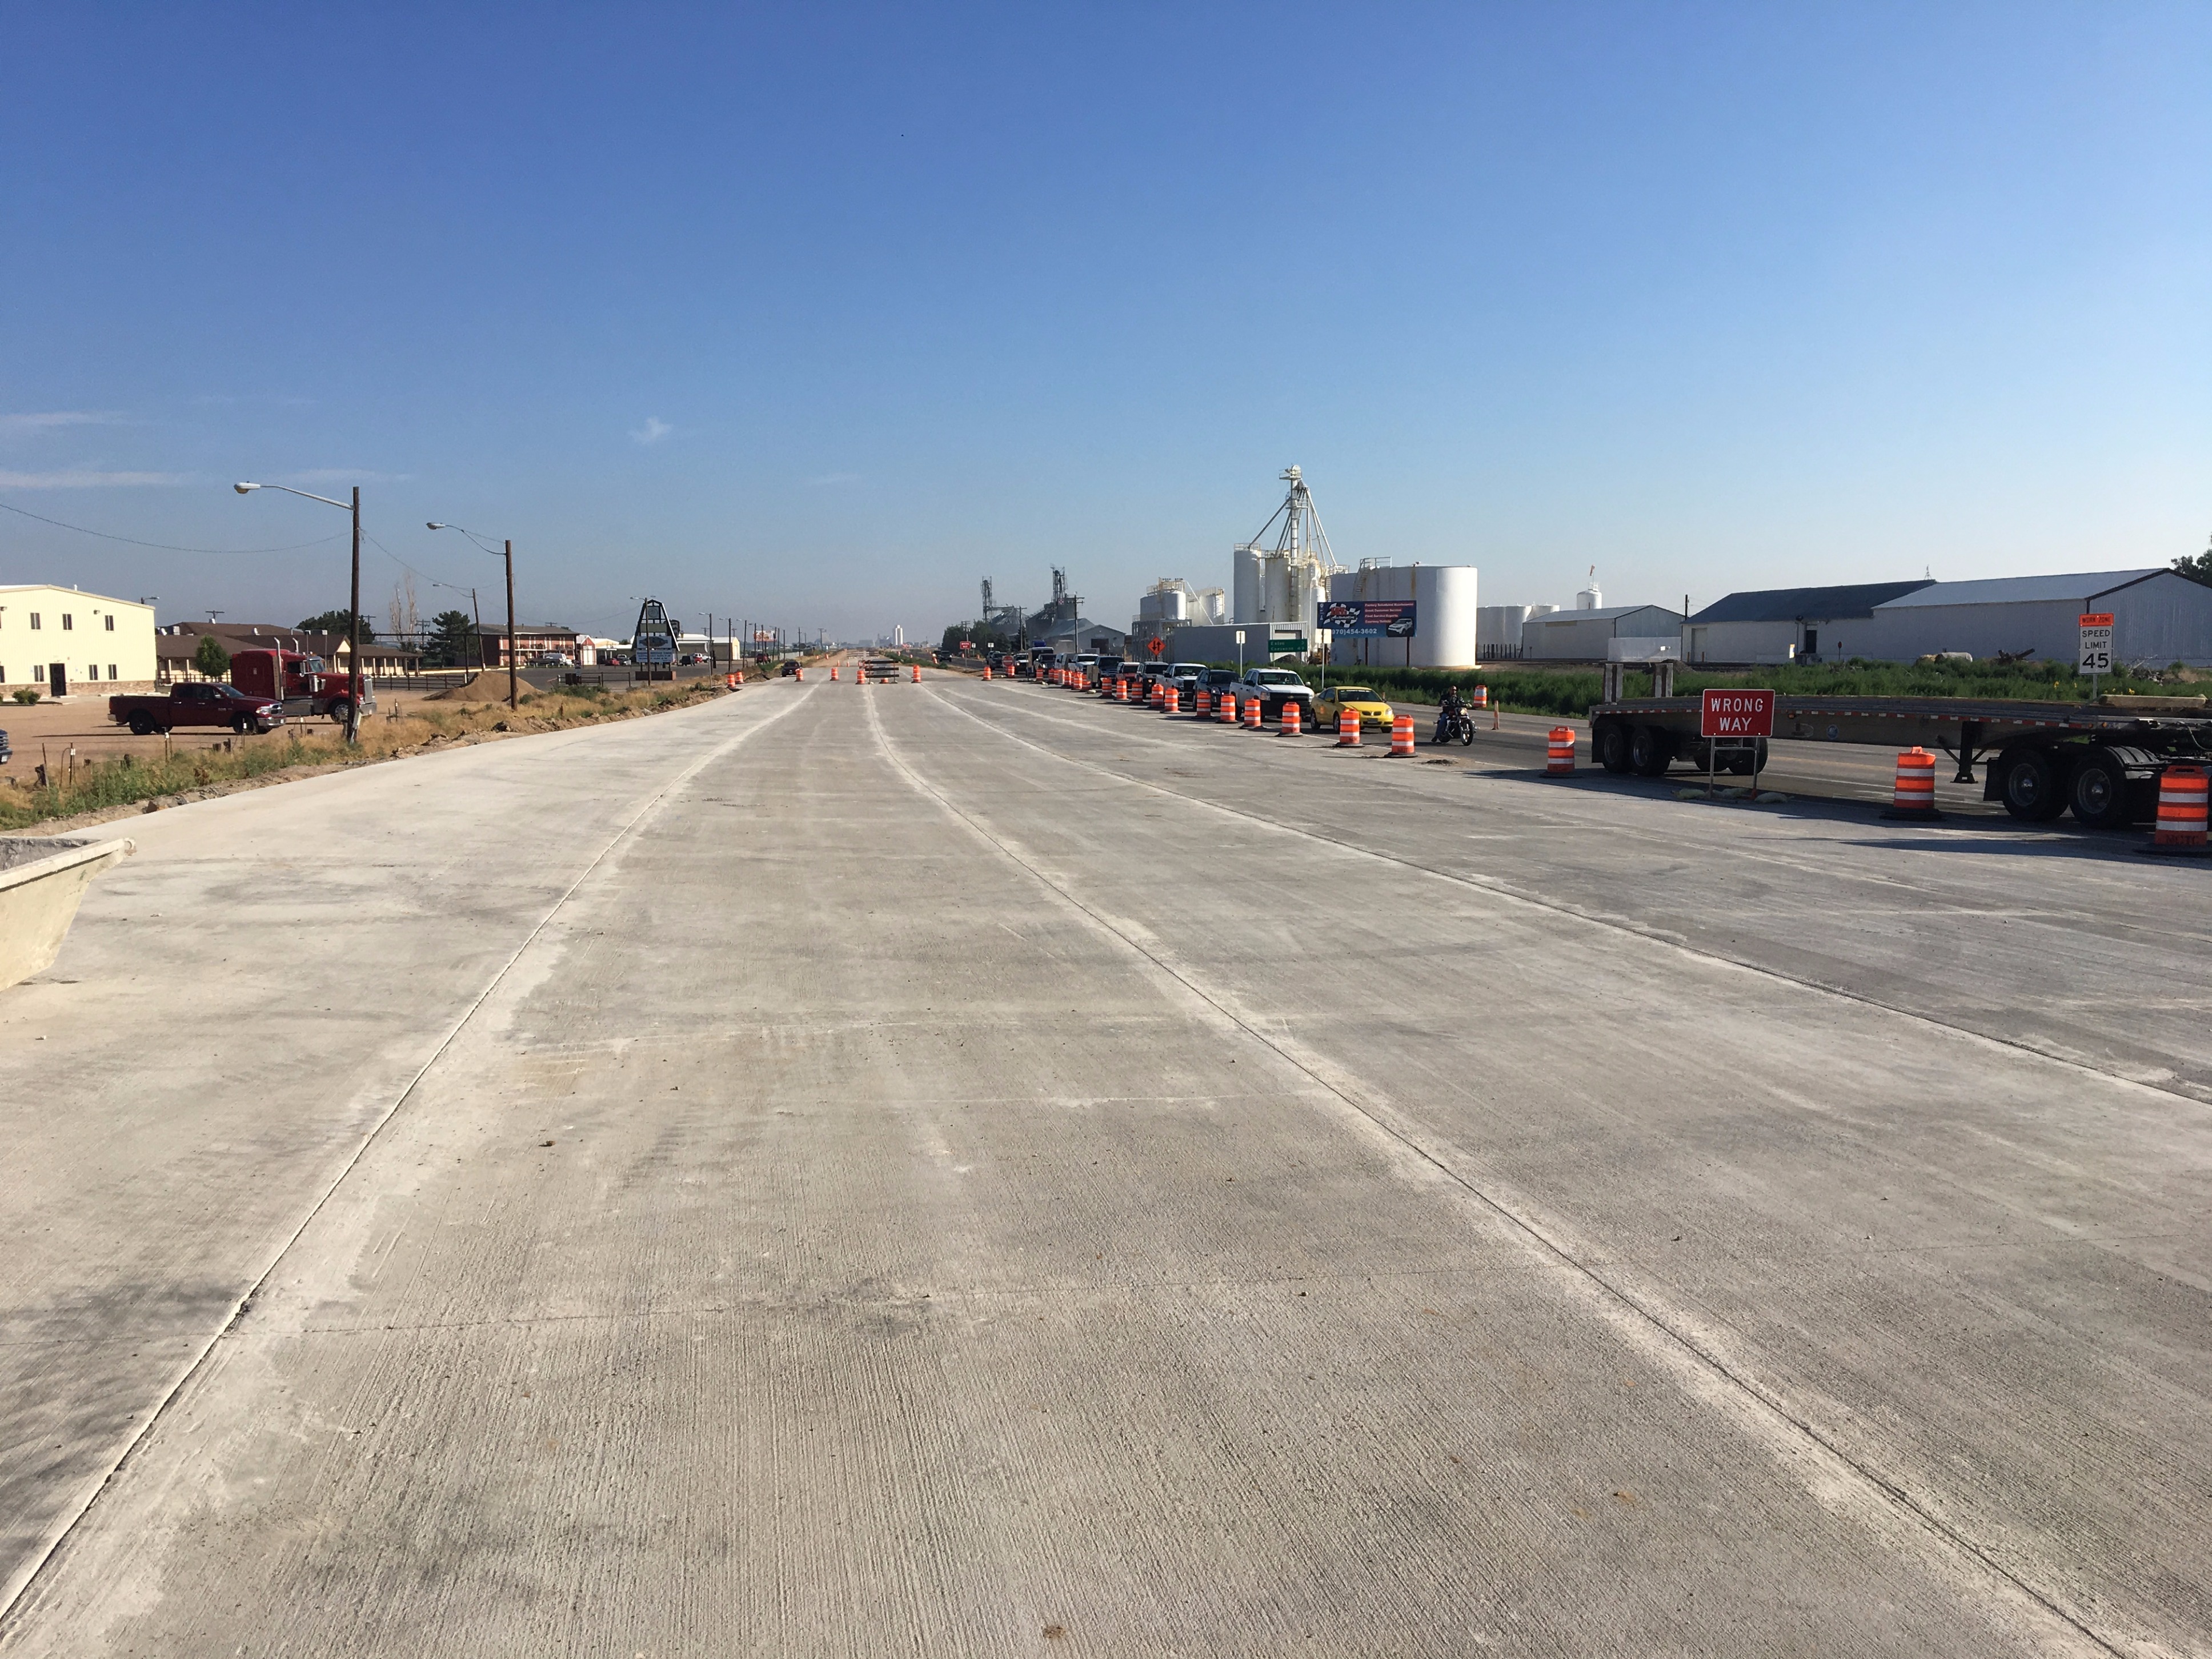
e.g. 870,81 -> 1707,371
0,678 -> 730,833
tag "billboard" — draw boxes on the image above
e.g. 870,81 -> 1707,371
1316,599 -> 1417,639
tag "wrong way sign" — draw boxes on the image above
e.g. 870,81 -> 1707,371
1701,688 -> 1776,738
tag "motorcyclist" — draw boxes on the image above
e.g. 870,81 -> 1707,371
1433,683 -> 1465,745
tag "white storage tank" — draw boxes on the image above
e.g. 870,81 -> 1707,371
1232,545 -> 1264,624
1327,564 -> 1478,667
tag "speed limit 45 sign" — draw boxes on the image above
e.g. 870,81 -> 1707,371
2079,612 -> 2114,674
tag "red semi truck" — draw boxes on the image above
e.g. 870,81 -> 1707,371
228,648 -> 374,724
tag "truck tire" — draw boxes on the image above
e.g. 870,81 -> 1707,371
127,715 -> 154,736
1726,740 -> 1767,775
1629,725 -> 1674,777
1595,722 -> 1632,773
328,702 -> 353,726
1997,747 -> 2065,822
2066,747 -> 2134,830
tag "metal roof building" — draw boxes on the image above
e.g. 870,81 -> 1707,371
1684,579 -> 1934,664
1865,569 -> 2212,666
1521,603 -> 1684,661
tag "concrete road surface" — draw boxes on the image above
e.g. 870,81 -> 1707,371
3,676 -> 2208,1656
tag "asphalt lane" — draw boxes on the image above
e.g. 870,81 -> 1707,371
2,676 -> 2207,1655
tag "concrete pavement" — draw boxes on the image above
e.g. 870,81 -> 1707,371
2,675 -> 2207,1654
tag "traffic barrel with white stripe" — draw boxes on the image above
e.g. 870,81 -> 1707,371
1163,686 -> 1180,715
1217,690 -> 1237,724
980,664 -> 990,680
1244,695 -> 1263,729
1470,685 -> 1489,711
2154,766 -> 2209,850
1116,677 -> 1131,703
831,666 -> 840,681
1389,714 -> 1416,755
1281,701 -> 1301,736
1148,680 -> 1164,708
1194,687 -> 1211,717
1339,708 -> 1359,746
1889,747 -> 1938,816
911,664 -> 921,683
795,667 -> 805,681
1546,727 -> 1574,775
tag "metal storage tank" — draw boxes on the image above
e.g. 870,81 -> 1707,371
1325,564 -> 1478,667
1232,544 -> 1264,624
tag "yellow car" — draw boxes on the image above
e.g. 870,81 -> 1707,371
1311,686 -> 1394,730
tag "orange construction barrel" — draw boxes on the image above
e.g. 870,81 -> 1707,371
1390,714 -> 1416,756
1546,727 -> 1574,775
1339,708 -> 1360,747
1883,747 -> 1939,818
2151,765 -> 2209,853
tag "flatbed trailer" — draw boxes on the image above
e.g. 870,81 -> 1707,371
1585,695 -> 2212,827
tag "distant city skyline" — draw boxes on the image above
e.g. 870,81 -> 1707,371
2,5 -> 2206,639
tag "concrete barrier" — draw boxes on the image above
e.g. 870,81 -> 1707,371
1,837 -> 133,992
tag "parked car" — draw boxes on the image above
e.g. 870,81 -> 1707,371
1311,684 -> 1395,731
1236,666 -> 1318,724
1164,662 -> 1209,702
110,682 -> 283,736
532,651 -> 576,667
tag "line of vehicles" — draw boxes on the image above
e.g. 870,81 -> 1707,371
1004,646 -> 1413,735
1002,647 -> 2212,829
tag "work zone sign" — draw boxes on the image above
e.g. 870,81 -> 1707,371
1701,688 -> 1776,738
2079,613 -> 2114,674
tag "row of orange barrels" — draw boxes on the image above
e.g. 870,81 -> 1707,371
1015,665 -> 2212,851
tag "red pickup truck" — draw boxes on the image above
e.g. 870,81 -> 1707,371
229,648 -> 372,723
110,683 -> 284,736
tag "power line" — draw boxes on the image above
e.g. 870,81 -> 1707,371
0,497 -> 348,555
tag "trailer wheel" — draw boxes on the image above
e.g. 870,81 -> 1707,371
2066,748 -> 2134,830
1629,725 -> 1674,776
1593,723 -> 1631,772
1997,748 -> 2065,821
1726,740 -> 1767,775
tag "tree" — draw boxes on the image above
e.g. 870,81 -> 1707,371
297,610 -> 376,640
426,609 -> 478,668
194,634 -> 231,678
2175,541 -> 2212,588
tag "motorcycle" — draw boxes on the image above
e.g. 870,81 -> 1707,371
1433,706 -> 1476,746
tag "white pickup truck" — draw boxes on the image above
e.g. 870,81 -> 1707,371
1236,667 -> 1319,724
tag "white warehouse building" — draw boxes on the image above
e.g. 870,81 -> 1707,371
1862,570 -> 2212,666
1324,564 -> 1478,668
1521,603 -> 1685,661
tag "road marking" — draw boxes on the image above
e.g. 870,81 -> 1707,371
866,690 -> 2121,1657
0,685 -> 817,1628
931,683 -> 2212,1108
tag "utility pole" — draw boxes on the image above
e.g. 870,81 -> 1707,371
347,487 -> 362,746
503,539 -> 518,710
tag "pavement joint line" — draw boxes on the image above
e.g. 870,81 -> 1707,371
879,691 -> 2123,1658
0,683 -> 816,1630
936,683 -> 2211,1115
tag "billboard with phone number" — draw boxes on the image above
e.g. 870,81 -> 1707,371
1316,599 -> 1417,639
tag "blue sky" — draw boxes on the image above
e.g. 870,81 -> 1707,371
2,2 -> 2207,642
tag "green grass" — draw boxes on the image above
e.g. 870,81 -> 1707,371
0,733 -> 326,830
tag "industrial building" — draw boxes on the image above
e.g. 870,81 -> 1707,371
1862,570 -> 2212,666
1130,579 -> 1226,655
1521,603 -> 1685,661
1324,564 -> 1480,668
1477,603 -> 1556,659
1684,580 -> 1935,664
0,586 -> 159,695
1164,623 -> 1309,664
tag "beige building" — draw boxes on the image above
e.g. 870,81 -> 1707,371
0,586 -> 158,696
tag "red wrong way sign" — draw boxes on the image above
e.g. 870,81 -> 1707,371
1701,688 -> 1776,738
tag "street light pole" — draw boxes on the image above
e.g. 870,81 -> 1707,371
349,487 -> 362,744
233,480 -> 365,746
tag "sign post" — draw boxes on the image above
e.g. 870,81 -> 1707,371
1699,688 -> 1777,798
1235,628 -> 1246,676
2078,612 -> 2113,703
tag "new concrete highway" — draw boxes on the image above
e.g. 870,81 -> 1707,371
3,675 -> 2208,1655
